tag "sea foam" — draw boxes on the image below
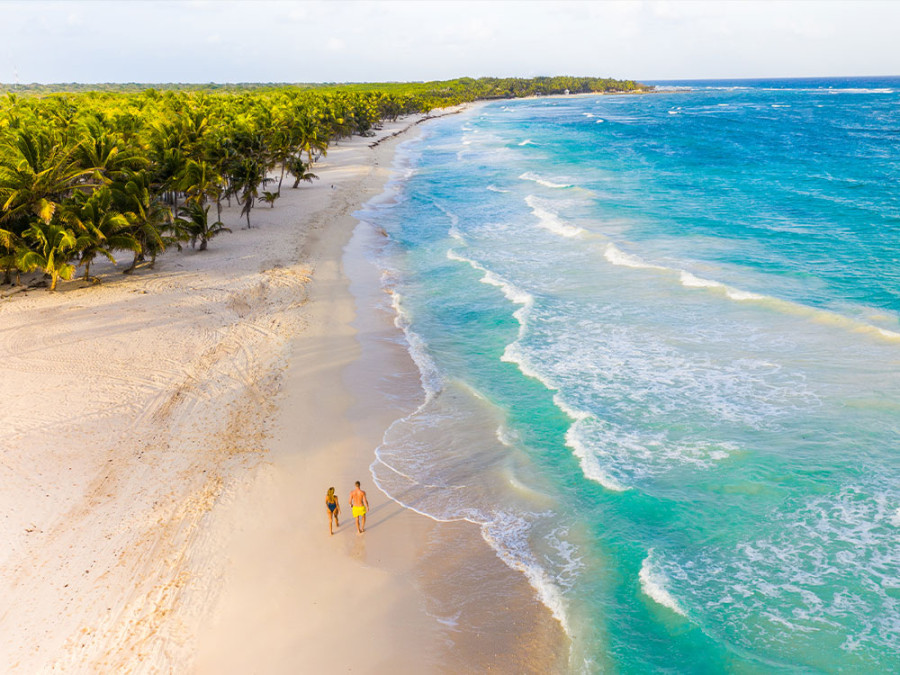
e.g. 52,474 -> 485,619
525,195 -> 586,238
564,424 -> 629,492
640,552 -> 687,616
389,291 -> 442,399
603,243 -> 665,270
481,514 -> 574,635
519,171 -> 573,189
607,247 -> 897,341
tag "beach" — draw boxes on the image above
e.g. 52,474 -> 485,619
0,108 -> 566,672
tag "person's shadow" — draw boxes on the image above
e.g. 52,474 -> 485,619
357,490 -> 430,533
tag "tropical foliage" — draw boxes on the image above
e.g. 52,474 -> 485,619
0,76 -> 648,291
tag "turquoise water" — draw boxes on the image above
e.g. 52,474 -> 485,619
357,78 -> 900,672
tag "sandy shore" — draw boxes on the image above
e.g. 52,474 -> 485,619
0,107 -> 566,672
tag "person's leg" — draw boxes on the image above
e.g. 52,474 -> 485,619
360,512 -> 366,533
329,511 -> 334,535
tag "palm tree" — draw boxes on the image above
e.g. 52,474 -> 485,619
287,156 -> 318,188
178,159 -> 225,208
0,225 -> 23,285
66,187 -> 138,281
112,172 -> 174,273
229,156 -> 267,229
295,110 -> 328,168
147,120 -> 187,210
0,128 -> 95,227
176,202 -> 230,251
76,119 -> 145,186
17,221 -> 78,291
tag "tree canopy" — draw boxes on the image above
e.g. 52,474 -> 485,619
0,76 -> 649,291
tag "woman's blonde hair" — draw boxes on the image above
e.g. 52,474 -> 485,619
327,487 -> 335,499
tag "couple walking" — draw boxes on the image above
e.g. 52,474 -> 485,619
325,481 -> 369,535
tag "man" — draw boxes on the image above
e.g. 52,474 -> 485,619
349,481 -> 369,533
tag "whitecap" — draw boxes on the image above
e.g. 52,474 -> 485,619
525,195 -> 586,238
725,288 -> 766,301
481,270 -> 535,307
662,482 -> 900,653
640,552 -> 687,616
679,270 -> 765,301
481,514 -> 573,635
552,393 -> 591,422
564,424 -> 629,492
446,250 -> 535,311
603,243 -> 664,270
678,270 -> 724,289
610,250 -> 895,342
519,171 -> 573,189
389,291 -> 442,398
496,328 -> 532,363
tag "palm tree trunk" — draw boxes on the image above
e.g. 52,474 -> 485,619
277,164 -> 286,196
50,271 -> 59,291
124,250 -> 139,274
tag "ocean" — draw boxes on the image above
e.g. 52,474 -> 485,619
354,77 -> 900,672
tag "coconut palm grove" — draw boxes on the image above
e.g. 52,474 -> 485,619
0,76 -> 645,291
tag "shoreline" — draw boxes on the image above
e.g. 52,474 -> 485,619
196,105 -> 568,672
0,105 -> 567,671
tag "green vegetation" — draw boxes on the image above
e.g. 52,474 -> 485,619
0,76 -> 647,291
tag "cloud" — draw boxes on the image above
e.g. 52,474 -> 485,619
1,0 -> 899,83
326,37 -> 346,52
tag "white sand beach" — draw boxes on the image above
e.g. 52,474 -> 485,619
0,109 -> 565,673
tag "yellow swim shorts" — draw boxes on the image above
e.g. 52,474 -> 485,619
352,506 -> 367,517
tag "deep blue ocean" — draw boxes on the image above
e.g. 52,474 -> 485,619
356,77 -> 900,672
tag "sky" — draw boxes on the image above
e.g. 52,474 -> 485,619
2,0 -> 899,84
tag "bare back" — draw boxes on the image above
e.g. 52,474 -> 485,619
349,488 -> 367,508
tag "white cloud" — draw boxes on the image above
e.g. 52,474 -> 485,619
326,37 -> 346,52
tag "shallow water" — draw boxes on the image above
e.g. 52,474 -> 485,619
355,78 -> 900,672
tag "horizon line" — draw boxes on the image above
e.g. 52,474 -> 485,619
2,74 -> 899,88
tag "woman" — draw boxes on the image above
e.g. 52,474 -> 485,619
325,487 -> 341,535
